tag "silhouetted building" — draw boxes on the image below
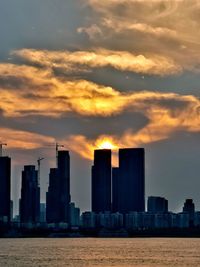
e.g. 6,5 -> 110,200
148,196 -> 168,213
46,150 -> 70,224
92,149 -> 111,213
46,168 -> 59,222
183,199 -> 195,227
81,211 -> 96,229
70,202 -> 80,228
0,156 -> 11,223
115,148 -> 145,214
10,200 -> 13,222
40,203 -> 46,223
183,199 -> 195,214
112,167 -> 120,212
20,165 -> 40,224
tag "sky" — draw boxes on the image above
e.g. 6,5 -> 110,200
0,0 -> 200,214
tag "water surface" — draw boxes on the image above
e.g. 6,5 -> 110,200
0,238 -> 200,266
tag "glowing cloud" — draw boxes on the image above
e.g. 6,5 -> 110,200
0,59 -> 199,161
95,137 -> 118,150
13,48 -> 181,76
0,127 -> 55,150
81,0 -> 200,73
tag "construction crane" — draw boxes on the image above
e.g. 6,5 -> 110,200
0,143 -> 7,157
37,157 -> 44,186
55,142 -> 64,167
46,142 -> 64,167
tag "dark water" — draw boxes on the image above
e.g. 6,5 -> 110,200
0,238 -> 200,266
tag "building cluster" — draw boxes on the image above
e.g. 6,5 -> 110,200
81,198 -> 200,230
0,147 -> 200,232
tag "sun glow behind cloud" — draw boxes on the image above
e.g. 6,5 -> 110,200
0,58 -> 199,161
95,137 -> 118,150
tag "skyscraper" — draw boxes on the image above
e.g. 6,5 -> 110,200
112,167 -> 120,213
92,149 -> 112,213
20,165 -> 40,224
114,148 -> 145,214
46,150 -> 70,223
0,156 -> 11,223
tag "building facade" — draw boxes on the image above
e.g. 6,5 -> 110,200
46,150 -> 71,224
115,148 -> 145,214
147,196 -> 168,213
0,157 -> 11,223
92,149 -> 112,213
20,165 -> 40,224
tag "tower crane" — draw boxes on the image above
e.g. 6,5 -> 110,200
37,157 -> 44,186
46,142 -> 64,167
55,143 -> 64,167
0,142 -> 7,157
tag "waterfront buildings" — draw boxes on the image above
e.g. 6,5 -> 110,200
1,146 -> 200,234
183,199 -> 195,226
148,196 -> 168,213
70,202 -> 80,228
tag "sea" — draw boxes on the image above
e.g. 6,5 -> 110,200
0,238 -> 200,266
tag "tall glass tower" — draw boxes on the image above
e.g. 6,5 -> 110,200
113,148 -> 145,213
92,149 -> 112,213
0,156 -> 11,223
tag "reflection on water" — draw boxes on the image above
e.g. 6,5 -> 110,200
0,238 -> 200,266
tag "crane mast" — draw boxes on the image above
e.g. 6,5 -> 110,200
56,142 -> 64,167
37,157 -> 44,186
0,143 -> 7,157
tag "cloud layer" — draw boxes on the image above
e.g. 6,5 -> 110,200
0,56 -> 199,160
13,48 -> 181,76
80,0 -> 200,73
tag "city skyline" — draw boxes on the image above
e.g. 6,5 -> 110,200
1,146 -> 200,233
0,1 -> 200,214
0,145 -> 200,218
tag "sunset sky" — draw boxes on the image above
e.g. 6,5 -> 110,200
0,0 -> 200,213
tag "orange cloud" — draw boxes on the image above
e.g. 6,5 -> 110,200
62,92 -> 200,161
13,48 -> 181,76
82,0 -> 200,73
0,127 -> 55,150
0,63 -> 199,122
0,60 -> 199,162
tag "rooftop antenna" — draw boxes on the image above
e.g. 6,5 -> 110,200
0,143 -> 7,157
37,157 -> 44,186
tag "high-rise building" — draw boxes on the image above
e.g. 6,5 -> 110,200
20,165 -> 40,224
10,200 -> 13,222
69,202 -> 80,228
115,148 -> 145,214
183,199 -> 195,214
112,167 -> 120,213
92,149 -> 111,213
40,203 -> 46,223
182,199 -> 195,227
46,168 -> 59,223
147,196 -> 168,213
0,156 -> 11,223
46,150 -> 70,223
